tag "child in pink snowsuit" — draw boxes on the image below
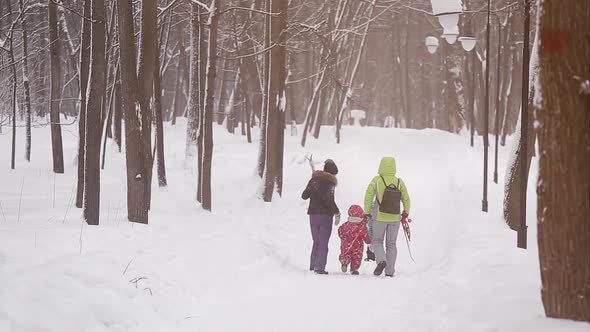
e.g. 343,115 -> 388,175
338,205 -> 371,275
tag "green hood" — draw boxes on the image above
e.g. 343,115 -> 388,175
378,157 -> 396,177
364,156 -> 410,222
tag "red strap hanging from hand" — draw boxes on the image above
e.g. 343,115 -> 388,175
401,215 -> 412,241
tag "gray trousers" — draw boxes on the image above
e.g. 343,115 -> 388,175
372,221 -> 401,275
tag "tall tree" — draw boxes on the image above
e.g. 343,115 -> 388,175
503,1 -> 539,231
257,0 -> 271,176
261,0 -> 288,201
200,0 -> 220,211
83,0 -> 107,225
117,0 -> 154,223
6,1 -> 18,170
185,4 -> 199,158
189,2 -> 203,200
48,0 -> 65,173
137,0 -> 157,208
154,35 -> 167,187
76,0 -> 92,208
18,0 -> 32,162
536,0 -> 590,322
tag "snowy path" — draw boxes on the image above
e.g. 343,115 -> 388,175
1,122 -> 588,332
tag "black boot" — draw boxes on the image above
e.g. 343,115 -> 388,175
374,261 -> 387,276
314,270 -> 329,275
351,270 -> 359,275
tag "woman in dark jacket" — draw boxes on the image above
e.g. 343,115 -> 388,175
302,159 -> 340,274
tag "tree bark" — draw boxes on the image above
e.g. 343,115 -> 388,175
113,69 -> 122,152
76,0 -> 91,208
257,0 -> 271,176
537,0 -> 590,321
262,0 -> 288,201
200,0 -> 220,211
137,0 -> 157,211
49,0 -> 64,174
503,7 -> 539,231
188,3 -> 204,202
17,0 -> 32,162
5,1 -> 18,169
154,38 -> 167,187
83,0 -> 107,226
117,0 -> 152,223
185,7 -> 200,158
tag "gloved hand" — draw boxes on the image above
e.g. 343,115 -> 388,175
334,213 -> 341,226
364,213 -> 372,219
402,211 -> 409,219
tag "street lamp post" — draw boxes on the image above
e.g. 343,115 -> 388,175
435,2 -> 504,212
482,0 -> 491,212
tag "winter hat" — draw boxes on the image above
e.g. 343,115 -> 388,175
323,159 -> 338,175
348,205 -> 364,218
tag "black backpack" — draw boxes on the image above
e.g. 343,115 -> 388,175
377,176 -> 401,214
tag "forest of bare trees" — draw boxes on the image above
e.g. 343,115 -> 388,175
0,0 -> 588,322
0,0 -> 529,208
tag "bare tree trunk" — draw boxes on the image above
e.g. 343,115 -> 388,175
117,0 -> 152,223
83,0 -> 107,226
197,5 -> 207,202
503,8 -> 539,231
188,3 -> 204,202
137,0 -> 157,210
49,0 -> 64,174
76,0 -> 91,208
239,75 -> 253,143
171,60 -> 182,125
5,2 -> 18,169
101,61 -> 118,169
537,0 -> 590,321
257,0 -> 271,176
185,13 -> 199,157
201,0 -> 221,211
113,68 -> 122,152
262,0 -> 288,201
154,38 -> 167,187
17,0 -> 32,162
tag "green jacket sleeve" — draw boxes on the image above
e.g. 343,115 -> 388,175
400,178 -> 411,214
364,177 -> 378,214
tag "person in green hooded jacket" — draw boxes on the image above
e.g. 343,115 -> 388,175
364,157 -> 411,277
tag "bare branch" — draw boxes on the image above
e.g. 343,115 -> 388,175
49,0 -> 97,23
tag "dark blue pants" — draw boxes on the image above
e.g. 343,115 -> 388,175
309,214 -> 333,272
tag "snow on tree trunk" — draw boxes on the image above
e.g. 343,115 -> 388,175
117,0 -> 152,224
83,0 -> 107,226
201,0 -> 220,211
503,4 -> 539,231
537,0 -> 590,321
18,0 -> 32,163
137,0 -> 157,211
76,0 -> 91,209
257,0 -> 270,176
188,3 -> 203,201
48,0 -> 64,174
262,0 -> 288,201
113,70 -> 122,152
5,1 -> 18,170
154,37 -> 167,187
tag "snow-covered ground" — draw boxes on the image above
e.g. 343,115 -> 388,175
0,120 -> 588,332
